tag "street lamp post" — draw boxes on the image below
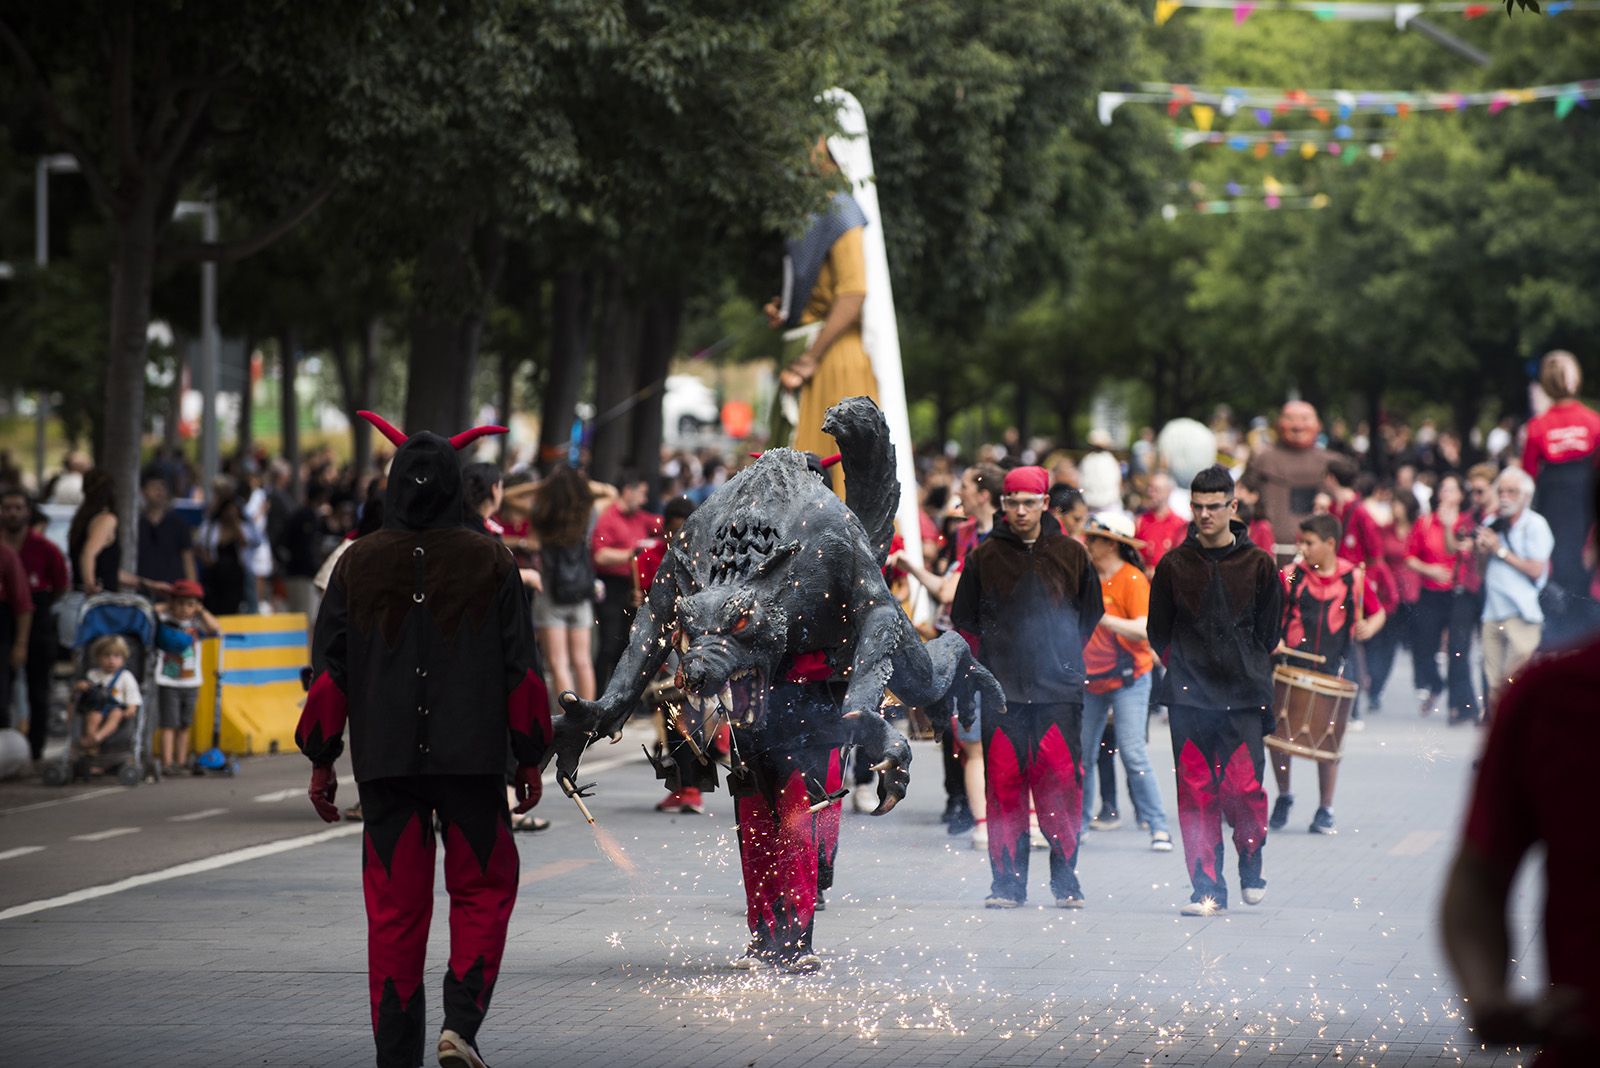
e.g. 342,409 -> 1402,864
32,154 -> 77,491
174,200 -> 221,493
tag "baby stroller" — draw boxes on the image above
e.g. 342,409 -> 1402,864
41,593 -> 158,788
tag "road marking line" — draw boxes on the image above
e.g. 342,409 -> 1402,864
69,827 -> 141,842
168,808 -> 229,823
0,788 -> 122,817
520,858 -> 596,886
1386,830 -> 1442,857
0,824 -> 363,922
0,846 -> 45,861
252,788 -> 301,803
0,745 -> 647,922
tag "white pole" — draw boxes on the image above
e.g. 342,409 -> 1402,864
825,89 -> 930,620
176,200 -> 222,492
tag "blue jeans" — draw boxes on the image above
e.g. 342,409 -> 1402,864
1079,672 -> 1168,835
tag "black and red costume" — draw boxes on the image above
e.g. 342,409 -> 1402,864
951,502 -> 1104,905
1149,519 -> 1282,907
1281,559 -> 1380,676
297,412 -> 550,1068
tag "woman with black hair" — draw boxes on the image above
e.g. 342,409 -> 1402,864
68,469 -> 145,594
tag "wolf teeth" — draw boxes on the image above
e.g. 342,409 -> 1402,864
719,684 -> 735,711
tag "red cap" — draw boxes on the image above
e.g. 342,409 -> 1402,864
169,579 -> 205,600
1002,466 -> 1049,496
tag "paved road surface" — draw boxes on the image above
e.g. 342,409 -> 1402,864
0,702 -> 1544,1067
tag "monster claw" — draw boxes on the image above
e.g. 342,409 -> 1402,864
870,759 -> 895,773
608,732 -> 622,744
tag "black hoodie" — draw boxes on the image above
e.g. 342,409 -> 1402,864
951,512 -> 1104,706
299,430 -> 549,782
1148,518 -> 1282,715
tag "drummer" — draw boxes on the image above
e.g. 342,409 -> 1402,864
1272,514 -> 1386,836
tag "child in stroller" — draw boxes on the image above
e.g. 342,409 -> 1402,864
77,635 -> 143,750
43,592 -> 158,787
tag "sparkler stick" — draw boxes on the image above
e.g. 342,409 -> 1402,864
558,775 -> 597,825
807,786 -> 852,814
666,705 -> 711,765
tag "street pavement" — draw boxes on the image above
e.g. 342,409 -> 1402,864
0,700 -> 1547,1067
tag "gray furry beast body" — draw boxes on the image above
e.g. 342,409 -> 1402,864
552,397 -> 1004,812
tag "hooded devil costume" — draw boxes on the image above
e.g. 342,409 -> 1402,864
296,412 -> 551,1068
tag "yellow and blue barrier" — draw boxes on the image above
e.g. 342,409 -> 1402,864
191,614 -> 310,756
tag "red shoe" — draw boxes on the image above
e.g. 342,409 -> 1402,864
678,787 -> 705,814
655,790 -> 683,812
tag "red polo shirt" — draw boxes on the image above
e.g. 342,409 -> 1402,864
1135,509 -> 1188,570
15,531 -> 68,602
590,504 -> 661,579
1463,638 -> 1600,1065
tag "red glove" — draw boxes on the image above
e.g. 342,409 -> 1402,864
308,764 -> 340,823
512,766 -> 542,814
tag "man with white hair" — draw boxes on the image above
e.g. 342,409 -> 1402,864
1474,467 -> 1554,715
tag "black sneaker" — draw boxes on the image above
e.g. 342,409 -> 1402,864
1268,795 -> 1293,831
1309,807 -> 1336,835
946,798 -> 975,835
940,796 -> 962,824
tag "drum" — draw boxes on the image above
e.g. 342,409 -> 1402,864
1265,664 -> 1357,763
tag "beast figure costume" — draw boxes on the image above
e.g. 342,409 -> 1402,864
297,412 -> 551,1068
552,398 -> 1003,972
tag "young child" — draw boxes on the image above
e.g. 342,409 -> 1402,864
77,635 -> 142,749
1271,514 -> 1386,835
155,578 -> 218,775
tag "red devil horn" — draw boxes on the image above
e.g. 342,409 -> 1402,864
449,425 -> 509,451
819,453 -> 842,468
358,410 -> 408,448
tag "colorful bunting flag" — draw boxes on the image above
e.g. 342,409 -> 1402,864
1234,2 -> 1257,23
1192,104 -> 1217,131
1555,91 -> 1579,119
1255,108 -> 1273,125
1151,0 -> 1599,23
1155,0 -> 1185,25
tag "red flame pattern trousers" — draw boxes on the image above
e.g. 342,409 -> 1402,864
1167,706 -> 1269,907
734,747 -> 843,959
356,775 -> 519,1068
981,702 -> 1084,903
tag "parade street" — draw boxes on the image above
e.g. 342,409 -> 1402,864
0,704 -> 1538,1068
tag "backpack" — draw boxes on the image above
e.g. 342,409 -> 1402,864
544,543 -> 595,606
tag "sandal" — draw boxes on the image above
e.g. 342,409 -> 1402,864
512,813 -> 550,833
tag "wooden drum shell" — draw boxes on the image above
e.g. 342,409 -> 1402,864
1265,665 -> 1357,763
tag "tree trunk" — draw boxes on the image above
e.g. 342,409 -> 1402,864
497,345 -> 517,467
589,266 -> 640,485
278,328 -> 300,493
1012,379 -> 1031,447
404,223 -> 505,435
629,292 -> 683,499
538,269 -> 592,469
105,211 -> 159,576
353,318 -> 380,489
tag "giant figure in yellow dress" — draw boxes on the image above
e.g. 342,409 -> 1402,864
765,141 -> 880,498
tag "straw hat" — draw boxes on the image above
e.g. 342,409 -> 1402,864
1083,512 -> 1146,550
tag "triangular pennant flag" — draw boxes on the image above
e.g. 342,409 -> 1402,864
1328,142 -> 1343,156
1265,195 -> 1282,209
1311,107 -> 1331,124
1313,5 -> 1337,18
1488,96 -> 1509,115
1301,142 -> 1318,159
1263,175 -> 1283,196
1155,0 -> 1184,26
1555,91 -> 1579,119
1396,102 -> 1411,118
1233,2 -> 1255,24
1253,142 -> 1271,159
1227,136 -> 1250,150
1343,146 -> 1360,165
1463,3 -> 1489,17
1254,108 -> 1273,126
1192,104 -> 1216,132
1335,123 -> 1353,139
1549,0 -> 1572,12
1311,194 -> 1331,209
1274,140 -> 1291,155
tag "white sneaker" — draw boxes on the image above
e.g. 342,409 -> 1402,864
1180,899 -> 1226,917
1150,831 -> 1174,852
1030,828 -> 1049,851
1242,886 -> 1266,906
438,1029 -> 489,1068
972,825 -> 989,850
851,783 -> 877,813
